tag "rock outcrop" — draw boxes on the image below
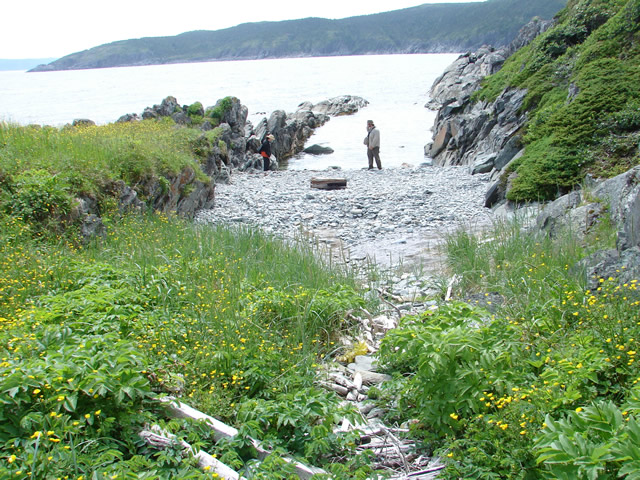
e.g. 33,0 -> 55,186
93,93 -> 367,223
125,94 -> 367,174
304,95 -> 370,117
69,93 -> 367,241
246,96 -> 369,165
535,166 -> 640,288
425,18 -> 553,206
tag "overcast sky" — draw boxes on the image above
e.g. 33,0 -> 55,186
3,0 -> 485,59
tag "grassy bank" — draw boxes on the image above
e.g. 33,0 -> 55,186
473,0 -> 640,202
0,122 -> 377,478
373,213 -> 640,479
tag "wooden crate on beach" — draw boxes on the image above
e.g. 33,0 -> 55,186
310,177 -> 347,190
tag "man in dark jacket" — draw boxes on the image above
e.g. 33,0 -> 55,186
259,134 -> 275,171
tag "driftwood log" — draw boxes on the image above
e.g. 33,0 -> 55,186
140,425 -> 244,479
161,397 -> 325,479
310,177 -> 347,190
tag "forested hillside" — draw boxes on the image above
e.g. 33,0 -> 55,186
31,0 -> 566,71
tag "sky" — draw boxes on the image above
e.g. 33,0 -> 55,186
3,0 -> 485,59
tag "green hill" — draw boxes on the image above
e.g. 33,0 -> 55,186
30,0 -> 566,71
476,0 -> 640,201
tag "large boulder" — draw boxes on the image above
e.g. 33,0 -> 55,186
428,87 -> 528,168
265,106 -> 331,161
210,97 -> 248,132
304,144 -> 335,155
142,96 -> 180,119
308,95 -> 369,116
592,166 -> 640,251
427,47 -> 506,111
148,166 -> 215,219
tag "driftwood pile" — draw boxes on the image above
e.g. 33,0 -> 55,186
316,358 -> 443,479
314,293 -> 445,479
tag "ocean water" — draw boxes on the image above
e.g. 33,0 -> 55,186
0,54 -> 459,170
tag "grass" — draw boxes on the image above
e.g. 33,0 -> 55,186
0,121 -> 377,479
0,120 -> 208,201
374,209 -> 640,479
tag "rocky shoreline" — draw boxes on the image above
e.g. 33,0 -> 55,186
196,164 -> 496,294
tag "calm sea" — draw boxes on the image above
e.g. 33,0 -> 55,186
0,54 -> 458,170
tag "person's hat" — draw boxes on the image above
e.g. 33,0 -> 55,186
267,134 -> 275,141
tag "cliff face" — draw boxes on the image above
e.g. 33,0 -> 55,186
426,0 -> 640,205
425,18 -> 553,207
424,0 -> 640,287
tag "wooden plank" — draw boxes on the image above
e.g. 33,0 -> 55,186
311,177 -> 347,190
161,397 -> 238,442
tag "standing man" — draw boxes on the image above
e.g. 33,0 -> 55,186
259,134 -> 275,171
363,120 -> 382,170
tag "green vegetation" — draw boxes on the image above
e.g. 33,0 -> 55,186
32,0 -> 566,71
0,120 -> 208,202
205,96 -> 235,127
474,0 -> 640,202
4,0 -> 640,470
0,122 -> 376,478
374,213 -> 640,478
4,115 -> 638,479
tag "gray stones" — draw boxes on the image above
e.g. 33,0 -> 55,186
304,144 -> 335,155
535,166 -> 640,287
195,165 -> 494,270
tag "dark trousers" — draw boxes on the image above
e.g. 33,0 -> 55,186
367,147 -> 381,169
263,155 -> 270,171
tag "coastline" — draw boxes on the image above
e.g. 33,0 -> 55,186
196,164 -> 495,273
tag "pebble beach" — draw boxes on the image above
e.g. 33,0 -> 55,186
196,164 -> 495,276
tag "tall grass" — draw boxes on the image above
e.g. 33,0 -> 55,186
377,210 -> 640,479
0,122 -> 374,478
0,120 -> 206,197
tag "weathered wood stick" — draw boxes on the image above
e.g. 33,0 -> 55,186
160,397 -> 325,479
316,380 -> 350,396
140,426 -> 244,480
161,397 -> 239,441
445,274 -> 460,301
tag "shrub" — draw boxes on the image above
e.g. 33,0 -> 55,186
206,96 -> 235,126
186,101 -> 204,117
6,169 -> 73,223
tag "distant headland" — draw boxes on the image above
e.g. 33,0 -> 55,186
29,0 -> 566,72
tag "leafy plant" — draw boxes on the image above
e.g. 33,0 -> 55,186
378,302 -> 523,435
535,401 -> 640,479
235,387 -> 361,461
6,168 -> 73,223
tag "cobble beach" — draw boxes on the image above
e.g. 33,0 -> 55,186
196,165 -> 495,274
